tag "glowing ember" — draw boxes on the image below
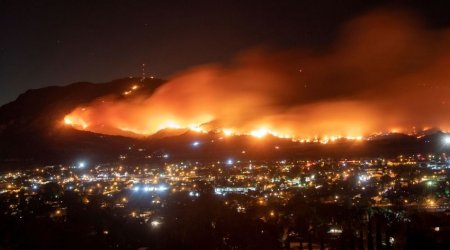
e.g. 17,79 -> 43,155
250,128 -> 270,138
188,124 -> 207,133
159,121 -> 182,130
64,115 -> 88,129
64,117 -> 73,125
222,129 -> 234,136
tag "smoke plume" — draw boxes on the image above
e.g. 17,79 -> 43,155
65,9 -> 450,139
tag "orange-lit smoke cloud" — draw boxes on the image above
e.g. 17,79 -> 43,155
65,9 -> 450,139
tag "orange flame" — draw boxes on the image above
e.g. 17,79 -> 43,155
63,9 -> 450,140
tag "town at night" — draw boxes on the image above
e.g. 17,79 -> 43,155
1,1 -> 450,249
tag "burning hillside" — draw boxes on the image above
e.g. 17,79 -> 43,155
64,9 -> 450,140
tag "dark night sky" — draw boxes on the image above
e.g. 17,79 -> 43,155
1,0 -> 450,105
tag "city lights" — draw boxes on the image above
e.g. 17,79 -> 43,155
358,174 -> 370,182
1,154 -> 450,247
151,220 -> 161,228
444,135 -> 450,145
3,1 -> 450,248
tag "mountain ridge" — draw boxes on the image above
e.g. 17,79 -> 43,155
0,78 -> 448,168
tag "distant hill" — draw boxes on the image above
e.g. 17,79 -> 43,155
0,78 -> 164,167
0,78 -> 165,130
0,77 -> 448,169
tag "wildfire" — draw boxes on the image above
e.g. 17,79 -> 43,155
250,128 -> 270,138
61,9 -> 450,140
222,129 -> 234,136
63,117 -> 73,125
63,113 -> 366,143
159,121 -> 182,130
64,115 -> 88,129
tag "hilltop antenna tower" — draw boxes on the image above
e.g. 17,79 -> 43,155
141,63 -> 146,82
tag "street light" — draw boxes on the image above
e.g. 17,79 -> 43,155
443,135 -> 450,145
